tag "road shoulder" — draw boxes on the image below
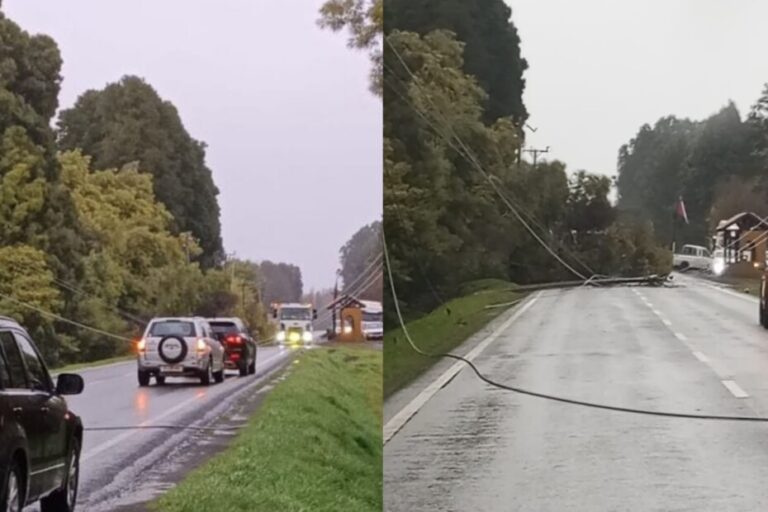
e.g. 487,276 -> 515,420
383,293 -> 538,427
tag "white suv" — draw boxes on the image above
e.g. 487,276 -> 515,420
137,317 -> 225,386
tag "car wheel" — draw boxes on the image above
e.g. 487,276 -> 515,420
2,459 -> 22,512
761,303 -> 768,329
138,371 -> 150,387
40,438 -> 80,512
155,375 -> 166,386
200,359 -> 213,386
238,358 -> 248,377
248,349 -> 256,375
214,364 -> 224,384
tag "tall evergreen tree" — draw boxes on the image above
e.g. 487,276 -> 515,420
57,76 -> 223,268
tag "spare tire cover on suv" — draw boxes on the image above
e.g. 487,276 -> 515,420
158,335 -> 188,364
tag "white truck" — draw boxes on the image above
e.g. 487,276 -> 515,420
360,300 -> 383,340
672,244 -> 712,271
271,302 -> 317,345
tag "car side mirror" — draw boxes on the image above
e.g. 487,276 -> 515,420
56,373 -> 84,395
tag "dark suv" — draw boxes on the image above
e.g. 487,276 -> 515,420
0,317 -> 84,512
208,318 -> 257,377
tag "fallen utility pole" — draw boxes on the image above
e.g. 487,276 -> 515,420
505,274 -> 671,294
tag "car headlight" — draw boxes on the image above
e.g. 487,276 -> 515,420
288,331 -> 301,343
343,326 -> 352,334
302,331 -> 313,342
713,258 -> 725,276
276,331 -> 286,342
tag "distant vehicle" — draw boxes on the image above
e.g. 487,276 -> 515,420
672,244 -> 711,271
208,318 -> 257,377
0,316 -> 84,512
137,317 -> 225,386
711,248 -> 726,276
360,300 -> 383,340
272,303 -> 317,345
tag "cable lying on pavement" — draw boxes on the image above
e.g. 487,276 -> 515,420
383,238 -> 768,424
84,424 -> 242,432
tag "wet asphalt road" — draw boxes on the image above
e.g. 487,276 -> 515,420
28,341 -> 318,511
385,275 -> 768,511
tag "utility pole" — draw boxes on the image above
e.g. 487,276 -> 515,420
523,146 -> 550,168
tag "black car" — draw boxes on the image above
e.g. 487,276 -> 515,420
0,317 -> 84,512
208,318 -> 258,377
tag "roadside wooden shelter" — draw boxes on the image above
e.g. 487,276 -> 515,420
325,294 -> 366,342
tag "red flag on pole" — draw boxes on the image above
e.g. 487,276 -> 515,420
675,196 -> 689,224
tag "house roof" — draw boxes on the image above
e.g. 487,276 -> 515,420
325,294 -> 366,310
715,212 -> 767,231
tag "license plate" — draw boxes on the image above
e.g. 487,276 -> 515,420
162,365 -> 183,373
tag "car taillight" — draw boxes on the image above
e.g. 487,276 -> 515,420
196,339 -> 207,351
137,338 -> 146,352
226,335 -> 242,344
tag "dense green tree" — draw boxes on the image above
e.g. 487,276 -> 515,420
709,177 -> 768,229
57,76 -> 223,267
384,28 -> 670,323
257,261 -> 303,305
385,0 -> 528,124
319,0 -> 383,95
617,116 -> 698,245
0,244 -> 63,359
618,103 -> 759,248
0,8 -> 88,362
339,221 -> 382,301
565,171 -> 615,234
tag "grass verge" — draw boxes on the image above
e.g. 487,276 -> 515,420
51,354 -> 133,374
153,345 -> 382,512
700,273 -> 760,295
384,279 -> 523,398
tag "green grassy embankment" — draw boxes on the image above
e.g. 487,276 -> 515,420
384,279 -> 523,398
154,345 -> 382,512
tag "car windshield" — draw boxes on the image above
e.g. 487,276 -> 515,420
363,311 -> 382,322
280,308 -> 311,320
149,320 -> 196,337
209,322 -> 238,335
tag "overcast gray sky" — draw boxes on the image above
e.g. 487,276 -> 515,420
509,0 -> 768,177
4,0 -> 382,291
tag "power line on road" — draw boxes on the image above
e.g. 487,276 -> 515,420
383,236 -> 768,444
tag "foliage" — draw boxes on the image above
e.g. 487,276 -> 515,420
617,102 -> 761,247
0,244 -> 63,358
318,0 -> 383,96
385,0 -> 528,124
57,76 -> 223,268
0,9 -> 288,365
383,27 -> 670,324
384,279 -> 521,396
339,221 -> 382,301
257,261 -> 303,305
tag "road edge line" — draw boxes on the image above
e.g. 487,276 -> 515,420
383,293 -> 540,445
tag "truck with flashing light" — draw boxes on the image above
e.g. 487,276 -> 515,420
360,300 -> 383,340
271,302 -> 318,345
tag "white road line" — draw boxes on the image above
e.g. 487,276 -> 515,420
661,318 -> 672,327
384,294 -> 540,445
692,351 -> 709,363
674,332 -> 688,342
82,351 -> 287,462
721,380 -> 749,398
